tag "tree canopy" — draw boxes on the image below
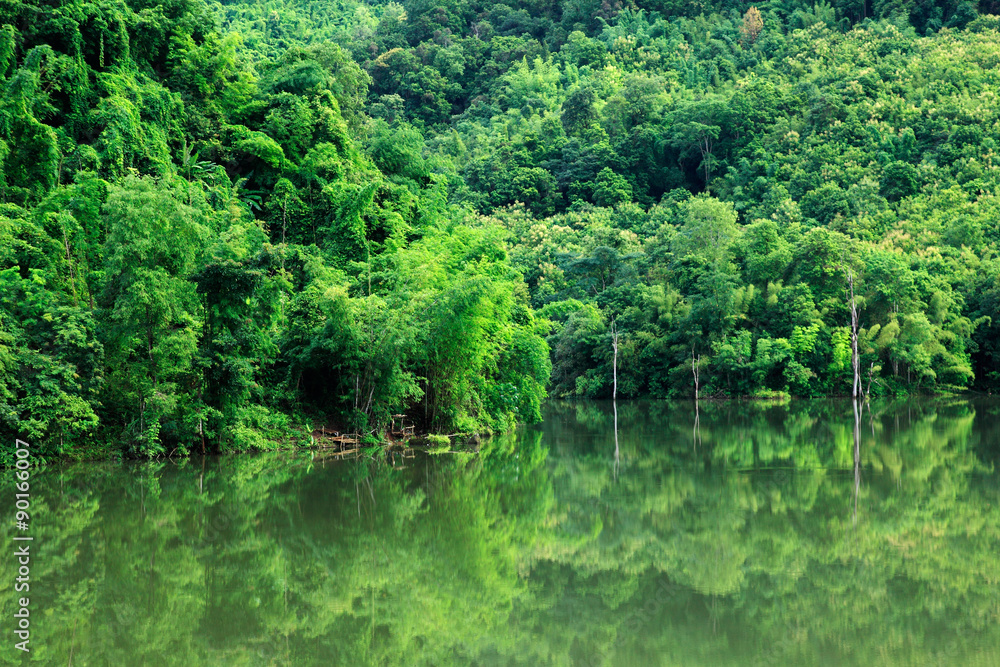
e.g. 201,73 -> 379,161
4,0 -> 1000,457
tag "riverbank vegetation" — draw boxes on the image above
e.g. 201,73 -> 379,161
4,0 -> 1000,458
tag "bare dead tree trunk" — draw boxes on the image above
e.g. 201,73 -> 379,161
692,347 -> 701,401
611,321 -> 620,401
848,269 -> 860,399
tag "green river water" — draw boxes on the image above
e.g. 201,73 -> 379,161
1,398 -> 998,665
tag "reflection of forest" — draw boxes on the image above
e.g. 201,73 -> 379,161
2,399 -> 998,665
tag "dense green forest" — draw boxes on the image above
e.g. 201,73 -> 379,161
4,0 -> 1000,459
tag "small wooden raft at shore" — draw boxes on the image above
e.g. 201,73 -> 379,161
311,429 -> 359,450
390,414 -> 415,437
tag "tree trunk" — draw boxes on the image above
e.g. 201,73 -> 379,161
692,348 -> 701,401
848,270 -> 860,399
611,322 -> 619,401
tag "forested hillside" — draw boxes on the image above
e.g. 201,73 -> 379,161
3,0 -> 1000,459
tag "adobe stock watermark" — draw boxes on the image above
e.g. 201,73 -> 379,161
12,439 -> 33,653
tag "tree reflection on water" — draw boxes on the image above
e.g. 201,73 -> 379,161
1,398 -> 998,666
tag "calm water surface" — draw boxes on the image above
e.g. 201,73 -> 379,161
2,399 -> 999,665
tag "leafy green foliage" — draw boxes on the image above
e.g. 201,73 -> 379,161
5,0 -> 1000,456
0,0 -> 560,457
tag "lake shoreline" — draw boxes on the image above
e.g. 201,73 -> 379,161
7,391 -> 989,468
